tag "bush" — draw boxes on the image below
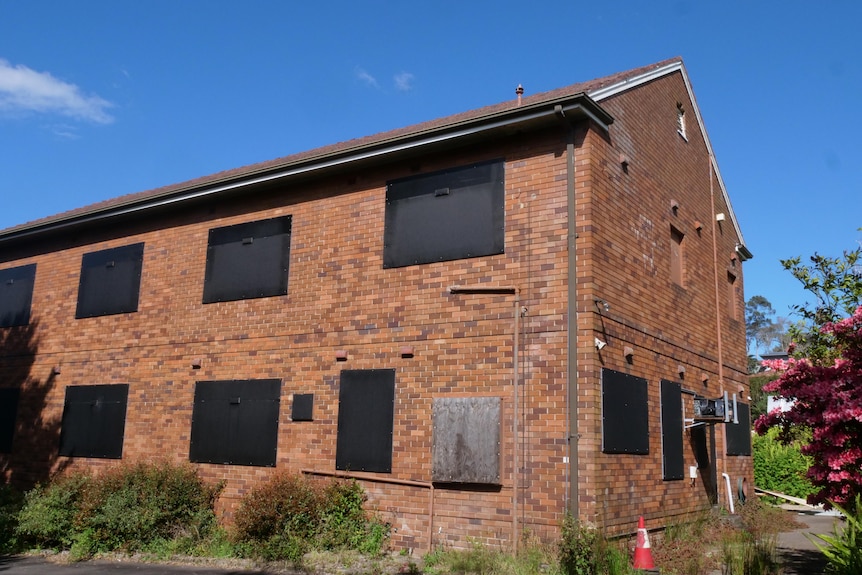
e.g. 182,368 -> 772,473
15,461 -> 222,559
0,483 -> 25,553
232,472 -> 389,562
75,461 -> 222,555
752,427 -> 816,500
16,471 -> 90,549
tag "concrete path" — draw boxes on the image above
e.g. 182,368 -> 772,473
774,508 -> 840,575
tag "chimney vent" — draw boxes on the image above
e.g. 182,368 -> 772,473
516,84 -> 524,105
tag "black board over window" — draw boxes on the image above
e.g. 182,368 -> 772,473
0,264 -> 36,328
0,387 -> 20,453
189,379 -> 281,467
59,384 -> 129,458
383,160 -> 504,268
76,243 -> 144,319
336,369 -> 395,473
601,368 -> 649,454
202,216 -> 291,303
660,379 -> 684,480
726,402 -> 752,456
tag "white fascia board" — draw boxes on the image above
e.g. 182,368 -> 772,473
588,61 -> 749,253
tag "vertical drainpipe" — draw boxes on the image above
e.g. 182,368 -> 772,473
709,155 -> 728,488
556,105 -> 579,518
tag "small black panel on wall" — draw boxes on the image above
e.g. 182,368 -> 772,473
0,264 -> 36,328
660,379 -> 684,480
59,384 -> 129,459
383,160 -> 504,268
726,402 -> 752,456
203,216 -> 291,303
601,368 -> 649,454
76,243 -> 144,319
189,379 -> 281,467
292,393 -> 314,421
336,369 -> 395,473
0,387 -> 21,453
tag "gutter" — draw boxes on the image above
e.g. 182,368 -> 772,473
0,96 -> 612,247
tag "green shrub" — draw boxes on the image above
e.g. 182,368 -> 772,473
232,471 -> 322,553
16,471 -> 90,549
0,483 -> 25,553
76,461 -> 222,555
15,461 -> 222,559
232,472 -> 389,561
810,494 -> 862,575
752,427 -> 816,500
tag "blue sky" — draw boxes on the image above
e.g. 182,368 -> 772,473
1,1 -> 860,328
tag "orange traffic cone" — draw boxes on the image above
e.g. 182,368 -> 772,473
633,516 -> 656,570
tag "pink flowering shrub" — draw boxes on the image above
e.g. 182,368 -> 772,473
754,306 -> 862,507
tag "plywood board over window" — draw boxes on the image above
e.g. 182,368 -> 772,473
383,160 -> 504,268
203,215 -> 291,303
601,368 -> 649,454
189,379 -> 281,467
660,379 -> 684,480
336,369 -> 395,473
726,402 -> 751,456
0,387 -> 20,453
59,384 -> 129,459
432,396 -> 501,484
76,243 -> 145,319
0,264 -> 36,327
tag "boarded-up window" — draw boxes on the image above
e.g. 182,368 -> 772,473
660,380 -> 684,480
76,244 -> 144,319
0,387 -> 20,453
0,264 -> 36,328
726,402 -> 751,456
432,396 -> 500,484
189,379 -> 281,467
601,368 -> 649,454
727,272 -> 739,320
59,384 -> 129,459
670,227 -> 684,286
203,216 -> 291,303
336,369 -> 395,473
383,160 -> 504,268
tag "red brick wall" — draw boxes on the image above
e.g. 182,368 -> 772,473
574,71 -> 751,533
0,70 -> 751,549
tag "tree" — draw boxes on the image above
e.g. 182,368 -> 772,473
755,240 -> 862,507
745,295 -> 790,372
781,245 -> 862,363
746,295 -> 776,354
754,306 -> 862,506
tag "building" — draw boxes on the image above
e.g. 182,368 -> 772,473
0,58 -> 753,550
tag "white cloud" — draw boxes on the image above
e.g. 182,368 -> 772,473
394,72 -> 414,92
0,59 -> 114,124
355,66 -> 380,89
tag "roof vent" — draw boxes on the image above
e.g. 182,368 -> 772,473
516,84 -> 524,105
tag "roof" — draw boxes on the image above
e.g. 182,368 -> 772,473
0,57 -> 749,255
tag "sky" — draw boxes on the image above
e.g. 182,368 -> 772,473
1,1 -> 860,330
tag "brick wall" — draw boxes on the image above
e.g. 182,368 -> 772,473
0,69 -> 751,549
